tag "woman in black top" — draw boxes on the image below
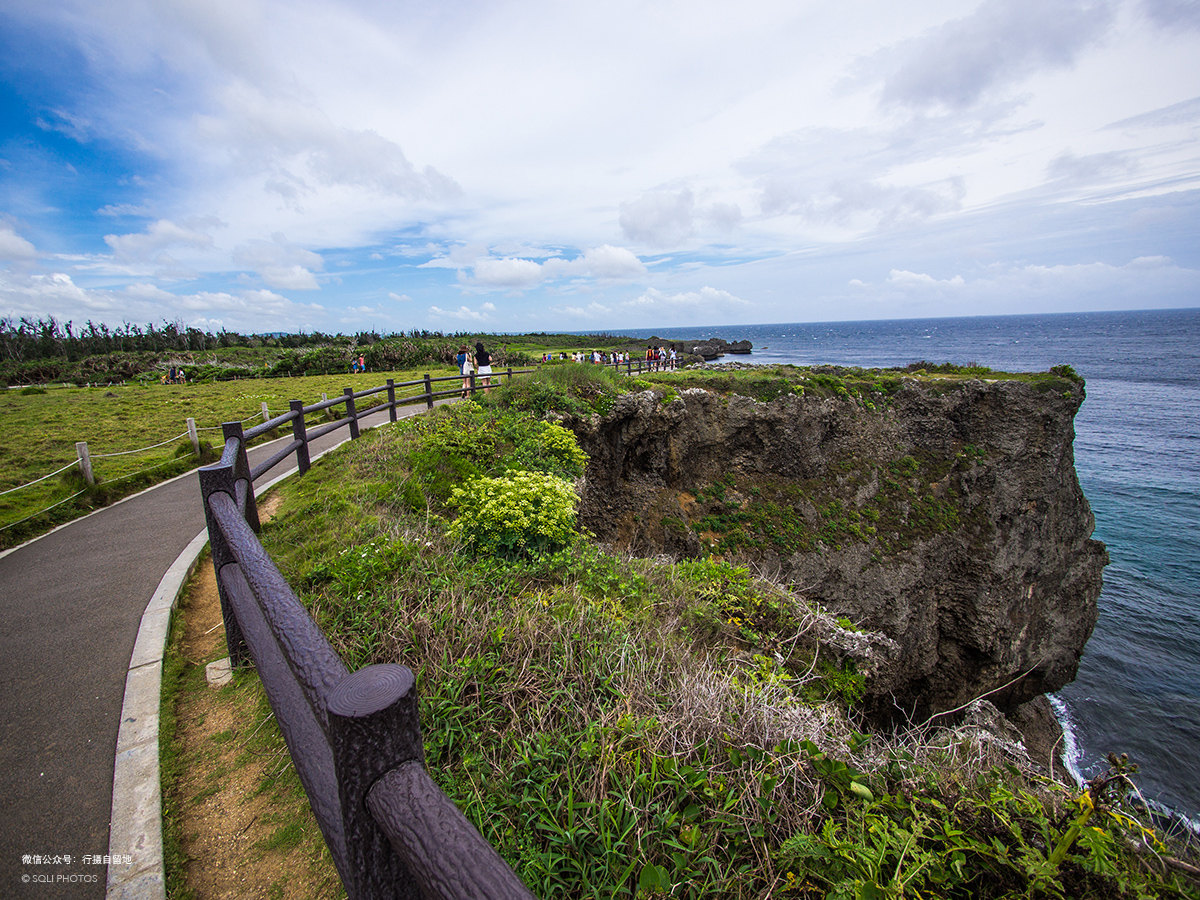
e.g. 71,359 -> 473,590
474,342 -> 493,393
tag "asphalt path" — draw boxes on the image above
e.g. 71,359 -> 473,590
0,400 -> 424,898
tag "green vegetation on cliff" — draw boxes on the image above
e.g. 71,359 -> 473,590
249,366 -> 1197,899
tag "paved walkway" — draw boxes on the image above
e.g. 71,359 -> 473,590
0,401 -> 425,898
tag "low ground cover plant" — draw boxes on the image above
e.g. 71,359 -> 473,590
252,376 -> 1199,899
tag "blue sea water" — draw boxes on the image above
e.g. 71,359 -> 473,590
616,308 -> 1200,824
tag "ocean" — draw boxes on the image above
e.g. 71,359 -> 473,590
615,307 -> 1200,826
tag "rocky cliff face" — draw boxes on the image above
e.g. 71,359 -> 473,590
564,375 -> 1107,723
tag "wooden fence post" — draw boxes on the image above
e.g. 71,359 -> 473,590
261,401 -> 270,423
423,374 -> 433,410
469,373 -> 477,397
327,664 -> 424,900
187,417 -> 200,457
386,379 -> 397,423
223,421 -> 260,534
343,388 -> 360,440
289,400 -> 310,476
198,455 -> 252,669
75,441 -> 94,485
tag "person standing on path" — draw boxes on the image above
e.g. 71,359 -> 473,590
475,342 -> 493,393
457,345 -> 472,398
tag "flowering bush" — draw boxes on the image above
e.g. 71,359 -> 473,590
447,470 -> 579,558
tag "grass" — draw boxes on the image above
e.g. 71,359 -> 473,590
0,365 -> 460,548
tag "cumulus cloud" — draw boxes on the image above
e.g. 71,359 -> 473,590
464,245 -> 646,290
620,189 -> 697,247
0,226 -> 37,261
0,269 -> 324,332
232,233 -> 324,290
203,83 -> 461,203
428,302 -> 496,321
388,291 -> 412,302
888,269 -> 966,287
472,257 -> 545,289
104,218 -> 219,262
617,190 -> 744,248
876,0 -> 1115,110
626,286 -> 749,312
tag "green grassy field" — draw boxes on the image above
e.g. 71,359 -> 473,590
0,365 -> 460,548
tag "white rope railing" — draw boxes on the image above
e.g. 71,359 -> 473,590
90,430 -> 190,459
0,459 -> 80,497
0,489 -> 88,532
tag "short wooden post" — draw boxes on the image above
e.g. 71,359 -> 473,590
75,441 -> 94,485
386,379 -> 397,422
469,372 -> 477,397
327,664 -> 424,899
261,401 -> 270,423
506,366 -> 513,384
187,417 -> 200,456
343,388 -> 359,439
289,400 -> 310,476
423,374 -> 433,410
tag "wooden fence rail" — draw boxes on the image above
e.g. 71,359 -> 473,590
198,369 -> 544,899
197,358 -> 670,898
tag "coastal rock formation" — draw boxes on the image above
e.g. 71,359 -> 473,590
564,375 -> 1107,724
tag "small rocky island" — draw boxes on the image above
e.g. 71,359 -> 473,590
562,366 -> 1106,747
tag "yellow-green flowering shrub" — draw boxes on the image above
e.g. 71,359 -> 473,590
447,470 -> 579,558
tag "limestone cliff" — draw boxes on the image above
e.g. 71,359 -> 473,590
564,372 -> 1107,723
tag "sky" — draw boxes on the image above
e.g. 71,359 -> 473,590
1,0 -> 1198,335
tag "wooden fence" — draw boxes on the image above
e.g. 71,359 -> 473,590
197,358 -> 671,898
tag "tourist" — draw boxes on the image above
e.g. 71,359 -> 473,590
457,344 -> 472,398
474,342 -> 493,393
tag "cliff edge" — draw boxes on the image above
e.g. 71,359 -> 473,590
566,371 -> 1108,724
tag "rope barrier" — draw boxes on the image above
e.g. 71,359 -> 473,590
100,456 -> 184,484
0,459 -> 80,497
0,489 -> 88,531
90,430 -> 191,458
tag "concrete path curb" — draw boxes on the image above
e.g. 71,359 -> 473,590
106,529 -> 207,899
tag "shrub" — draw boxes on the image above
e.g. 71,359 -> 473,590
447,471 -> 579,558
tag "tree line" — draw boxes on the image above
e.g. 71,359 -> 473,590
0,316 -> 455,364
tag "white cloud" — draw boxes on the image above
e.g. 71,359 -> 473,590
0,226 -> 37,261
888,269 -> 966,287
472,257 -> 545,289
464,245 -> 646,291
876,0 -> 1116,111
627,286 -> 749,312
231,233 -> 323,290
428,303 -> 493,321
388,291 -> 413,302
103,218 -> 219,262
0,269 -> 324,332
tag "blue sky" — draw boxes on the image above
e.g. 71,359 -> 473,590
1,0 -> 1198,334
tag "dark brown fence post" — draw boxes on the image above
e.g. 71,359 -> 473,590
506,366 -> 513,384
290,399 -> 310,476
423,374 -> 434,410
223,421 -> 260,533
344,387 -> 360,440
327,664 -> 424,900
198,454 -> 251,668
386,379 -> 398,423
469,372 -> 477,396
